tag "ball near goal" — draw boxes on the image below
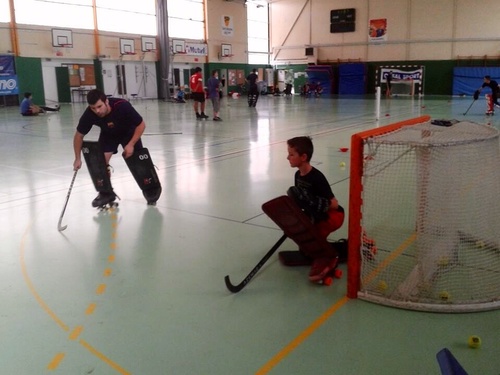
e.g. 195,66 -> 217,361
348,117 -> 500,312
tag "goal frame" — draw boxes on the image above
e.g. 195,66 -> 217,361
347,115 -> 431,299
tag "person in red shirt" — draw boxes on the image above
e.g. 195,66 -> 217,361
190,67 -> 208,120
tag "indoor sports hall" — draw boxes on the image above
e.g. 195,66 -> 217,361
2,0 -> 500,374
1,94 -> 499,374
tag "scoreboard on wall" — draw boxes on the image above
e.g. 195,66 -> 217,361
330,8 -> 356,33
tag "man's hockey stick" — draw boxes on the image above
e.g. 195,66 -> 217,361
463,98 -> 476,115
57,170 -> 78,232
224,234 -> 287,293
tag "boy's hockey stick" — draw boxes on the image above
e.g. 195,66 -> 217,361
224,234 -> 287,293
57,170 -> 78,232
463,98 -> 476,115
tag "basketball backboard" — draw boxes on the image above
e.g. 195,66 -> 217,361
120,38 -> 136,55
51,28 -> 73,48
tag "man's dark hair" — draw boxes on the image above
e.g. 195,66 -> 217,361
24,92 -> 32,98
87,89 -> 107,105
287,136 -> 314,162
195,67 -> 202,73
212,69 -> 218,76
485,75 -> 491,80
252,68 -> 257,73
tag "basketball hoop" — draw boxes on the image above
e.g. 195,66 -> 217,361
55,44 -> 72,57
121,52 -> 137,58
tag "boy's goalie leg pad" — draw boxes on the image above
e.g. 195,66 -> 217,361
262,195 -> 336,259
82,141 -> 113,192
124,148 -> 162,194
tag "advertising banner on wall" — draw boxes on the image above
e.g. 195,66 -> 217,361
369,19 -> 387,42
0,55 -> 18,96
185,43 -> 208,56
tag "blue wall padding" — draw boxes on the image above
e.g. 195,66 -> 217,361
339,63 -> 366,95
452,67 -> 500,95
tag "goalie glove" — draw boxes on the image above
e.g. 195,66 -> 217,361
287,186 -> 330,221
474,90 -> 480,100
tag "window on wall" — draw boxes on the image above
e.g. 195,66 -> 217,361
13,0 -> 94,29
0,0 -> 9,22
247,2 -> 269,64
168,0 -> 205,40
96,0 -> 156,35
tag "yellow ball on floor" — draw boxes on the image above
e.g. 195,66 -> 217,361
476,240 -> 486,249
377,280 -> 388,291
468,335 -> 481,348
439,291 -> 450,301
339,162 -> 346,167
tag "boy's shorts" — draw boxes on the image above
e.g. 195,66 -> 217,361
315,206 -> 345,239
192,92 -> 205,103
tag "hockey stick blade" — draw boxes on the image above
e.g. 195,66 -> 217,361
224,234 -> 287,293
58,170 -> 78,232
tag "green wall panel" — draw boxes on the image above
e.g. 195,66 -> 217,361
15,57 -> 44,103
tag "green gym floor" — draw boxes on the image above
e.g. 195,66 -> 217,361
1,94 -> 499,375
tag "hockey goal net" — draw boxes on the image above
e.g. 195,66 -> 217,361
390,79 -> 415,96
347,116 -> 500,312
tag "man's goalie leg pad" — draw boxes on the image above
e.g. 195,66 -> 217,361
124,148 -> 162,201
82,141 -> 113,192
262,195 -> 336,259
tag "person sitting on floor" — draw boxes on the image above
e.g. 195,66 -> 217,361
175,86 -> 187,103
20,92 -> 60,116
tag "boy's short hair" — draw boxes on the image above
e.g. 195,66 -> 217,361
87,89 -> 107,105
24,92 -> 32,98
485,75 -> 491,80
287,136 -> 314,162
195,67 -> 202,73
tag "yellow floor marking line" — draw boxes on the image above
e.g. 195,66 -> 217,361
69,325 -> 84,340
96,283 -> 107,295
85,303 -> 97,315
361,233 -> 417,286
21,216 -> 130,373
255,295 -> 349,375
47,353 -> 65,370
20,223 -> 70,332
80,339 -> 131,375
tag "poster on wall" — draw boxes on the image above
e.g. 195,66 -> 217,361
228,69 -> 236,85
369,19 -> 387,42
222,15 -> 234,37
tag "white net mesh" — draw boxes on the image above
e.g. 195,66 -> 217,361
390,80 -> 414,96
358,121 -> 500,312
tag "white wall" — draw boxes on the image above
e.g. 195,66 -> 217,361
270,0 -> 500,63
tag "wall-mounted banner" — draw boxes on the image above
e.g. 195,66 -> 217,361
222,15 -> 234,37
0,74 -> 19,96
369,19 -> 387,42
0,55 -> 16,76
380,67 -> 423,84
185,43 -> 208,56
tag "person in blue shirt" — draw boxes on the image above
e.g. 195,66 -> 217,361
206,70 -> 222,121
20,92 -> 59,116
